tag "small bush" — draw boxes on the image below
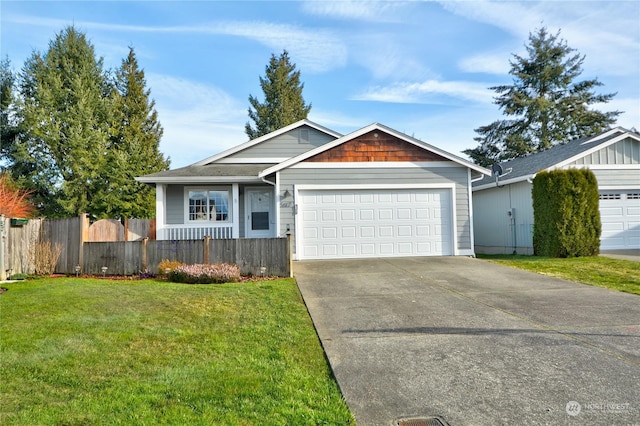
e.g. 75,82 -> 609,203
168,263 -> 241,284
157,259 -> 184,276
30,241 -> 63,276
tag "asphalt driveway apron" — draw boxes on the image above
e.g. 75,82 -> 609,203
294,257 -> 640,426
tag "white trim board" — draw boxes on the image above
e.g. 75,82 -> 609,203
290,161 -> 463,169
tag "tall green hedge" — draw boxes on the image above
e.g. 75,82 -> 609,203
532,169 -> 601,257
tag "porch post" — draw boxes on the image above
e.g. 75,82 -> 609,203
232,183 -> 239,239
156,184 -> 166,240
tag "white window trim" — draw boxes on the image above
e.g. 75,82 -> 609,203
184,186 -> 233,223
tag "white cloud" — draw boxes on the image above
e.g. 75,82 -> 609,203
598,98 -> 640,130
146,74 -> 247,167
5,14 -> 348,73
353,79 -> 493,104
442,1 -> 640,77
207,21 -> 347,73
302,0 -> 405,22
458,52 -> 510,75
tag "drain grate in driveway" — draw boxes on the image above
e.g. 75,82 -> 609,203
395,417 -> 448,426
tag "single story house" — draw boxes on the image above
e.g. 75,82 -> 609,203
137,120 -> 491,260
472,127 -> 640,254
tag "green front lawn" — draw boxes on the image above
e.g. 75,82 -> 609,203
479,255 -> 640,295
0,278 -> 354,425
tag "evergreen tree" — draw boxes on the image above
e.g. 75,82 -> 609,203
245,50 -> 311,139
464,27 -> 620,167
16,26 -> 111,217
0,57 -> 19,163
97,47 -> 170,219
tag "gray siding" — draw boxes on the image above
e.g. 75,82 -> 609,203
589,169 -> 640,187
571,137 -> 640,165
166,185 -> 184,224
473,181 -> 534,255
279,165 -> 473,253
226,126 -> 336,160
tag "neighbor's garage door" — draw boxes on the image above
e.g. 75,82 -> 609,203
297,188 -> 452,260
599,190 -> 640,250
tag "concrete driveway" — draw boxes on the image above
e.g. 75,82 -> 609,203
295,257 -> 640,426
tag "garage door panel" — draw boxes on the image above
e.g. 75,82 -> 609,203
340,194 -> 355,203
360,210 -> 375,220
398,225 -> 412,237
416,209 -> 429,219
379,193 -> 393,203
360,226 -> 375,238
397,209 -> 412,220
298,188 -> 453,259
359,194 -> 374,203
378,209 -> 393,220
341,209 -> 356,221
379,226 -> 393,237
342,227 -> 356,238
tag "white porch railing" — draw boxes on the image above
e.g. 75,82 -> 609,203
160,223 -> 233,240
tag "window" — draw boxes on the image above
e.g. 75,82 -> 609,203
188,189 -> 229,221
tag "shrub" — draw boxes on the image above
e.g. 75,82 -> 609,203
532,169 -> 601,257
30,241 -> 63,276
157,259 -> 184,276
168,263 -> 241,284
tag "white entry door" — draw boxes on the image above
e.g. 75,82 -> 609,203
246,188 -> 275,238
297,188 -> 453,260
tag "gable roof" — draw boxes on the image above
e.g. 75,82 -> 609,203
259,122 -> 491,177
473,127 -> 640,191
192,119 -> 342,166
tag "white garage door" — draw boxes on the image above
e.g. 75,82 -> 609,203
297,188 -> 453,260
599,190 -> 640,250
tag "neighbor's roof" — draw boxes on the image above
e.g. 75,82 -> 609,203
136,164 -> 275,185
259,122 -> 492,177
473,127 -> 639,190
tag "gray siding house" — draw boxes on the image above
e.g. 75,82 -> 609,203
137,120 -> 490,260
472,127 -> 640,254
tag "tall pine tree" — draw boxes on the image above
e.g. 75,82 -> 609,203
97,47 -> 169,218
17,26 -> 111,217
464,28 -> 620,167
245,50 -> 311,139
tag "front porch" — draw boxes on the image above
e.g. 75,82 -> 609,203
154,182 -> 280,241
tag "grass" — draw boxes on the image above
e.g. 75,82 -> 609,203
0,278 -> 354,425
479,255 -> 640,295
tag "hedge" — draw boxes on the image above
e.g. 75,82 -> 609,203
532,169 -> 601,257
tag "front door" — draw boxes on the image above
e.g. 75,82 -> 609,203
246,188 -> 275,238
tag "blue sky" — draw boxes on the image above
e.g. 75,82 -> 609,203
2,1 -> 639,168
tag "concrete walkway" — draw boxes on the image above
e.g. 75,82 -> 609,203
295,257 -> 640,426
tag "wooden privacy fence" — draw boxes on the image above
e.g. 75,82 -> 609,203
2,213 -> 289,277
83,237 -> 291,277
1,214 -> 157,277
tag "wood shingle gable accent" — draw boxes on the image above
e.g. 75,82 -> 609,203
304,130 -> 450,162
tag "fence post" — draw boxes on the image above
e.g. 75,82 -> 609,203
78,213 -> 89,271
203,236 -> 211,264
142,237 -> 148,271
287,234 -> 293,278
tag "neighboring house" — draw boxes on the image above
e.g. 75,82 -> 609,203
472,127 -> 640,254
137,119 -> 491,260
